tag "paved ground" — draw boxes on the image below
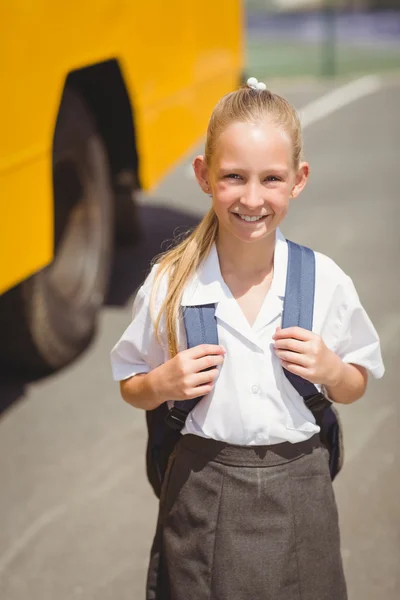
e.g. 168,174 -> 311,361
0,75 -> 399,599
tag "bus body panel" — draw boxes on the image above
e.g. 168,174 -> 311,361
0,1 -> 243,294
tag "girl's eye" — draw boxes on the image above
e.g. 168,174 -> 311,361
223,174 -> 282,182
225,173 -> 242,180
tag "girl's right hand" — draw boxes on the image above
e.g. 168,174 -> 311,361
148,344 -> 225,404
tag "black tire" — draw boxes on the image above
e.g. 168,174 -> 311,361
0,88 -> 114,376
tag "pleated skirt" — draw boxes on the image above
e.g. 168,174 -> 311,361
146,433 -> 347,600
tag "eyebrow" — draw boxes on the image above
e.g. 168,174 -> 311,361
218,166 -> 290,177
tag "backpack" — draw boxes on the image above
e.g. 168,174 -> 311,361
145,241 -> 344,498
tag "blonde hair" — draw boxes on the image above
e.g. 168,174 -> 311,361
151,86 -> 303,357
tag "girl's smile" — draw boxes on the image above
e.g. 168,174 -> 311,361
231,211 -> 270,224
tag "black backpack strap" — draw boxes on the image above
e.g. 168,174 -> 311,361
282,241 -> 331,413
165,303 -> 217,431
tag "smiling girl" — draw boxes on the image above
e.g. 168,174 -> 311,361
111,79 -> 384,600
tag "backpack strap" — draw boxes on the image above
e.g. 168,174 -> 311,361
165,304 -> 217,431
282,241 -> 331,413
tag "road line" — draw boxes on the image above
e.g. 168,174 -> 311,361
0,504 -> 68,575
0,464 -> 135,576
300,75 -> 382,128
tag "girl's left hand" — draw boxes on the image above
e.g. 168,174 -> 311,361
273,326 -> 343,387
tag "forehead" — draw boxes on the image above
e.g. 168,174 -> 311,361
212,120 -> 293,168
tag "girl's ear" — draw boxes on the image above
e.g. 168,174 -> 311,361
290,161 -> 310,199
193,155 -> 211,194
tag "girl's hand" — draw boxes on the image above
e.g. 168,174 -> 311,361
273,326 -> 343,387
148,344 -> 225,404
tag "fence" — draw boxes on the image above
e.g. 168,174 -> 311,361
246,0 -> 400,79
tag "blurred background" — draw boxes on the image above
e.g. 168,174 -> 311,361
247,0 -> 400,78
0,1 -> 399,599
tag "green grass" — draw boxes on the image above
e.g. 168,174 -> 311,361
247,38 -> 400,79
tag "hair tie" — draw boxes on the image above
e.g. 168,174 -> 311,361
246,77 -> 267,91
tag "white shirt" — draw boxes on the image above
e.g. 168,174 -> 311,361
110,229 -> 384,445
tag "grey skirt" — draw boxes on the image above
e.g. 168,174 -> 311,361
146,433 -> 347,600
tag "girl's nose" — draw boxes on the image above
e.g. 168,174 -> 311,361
241,185 -> 265,210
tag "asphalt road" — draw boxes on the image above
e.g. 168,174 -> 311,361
1,76 -> 399,600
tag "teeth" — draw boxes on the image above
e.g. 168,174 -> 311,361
238,214 -> 264,222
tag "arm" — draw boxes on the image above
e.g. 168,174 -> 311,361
322,360 -> 368,405
120,372 -> 162,411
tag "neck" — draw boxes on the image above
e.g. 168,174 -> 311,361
216,229 -> 277,278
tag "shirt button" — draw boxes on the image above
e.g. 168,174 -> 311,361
252,385 -> 260,395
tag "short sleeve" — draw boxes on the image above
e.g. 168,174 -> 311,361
110,286 -> 165,381
335,276 -> 385,379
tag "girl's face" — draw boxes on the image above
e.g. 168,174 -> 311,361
194,120 -> 309,244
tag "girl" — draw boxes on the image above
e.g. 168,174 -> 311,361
110,78 -> 384,600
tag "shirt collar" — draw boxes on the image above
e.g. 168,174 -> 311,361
181,227 -> 288,307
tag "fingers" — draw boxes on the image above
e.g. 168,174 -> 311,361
189,366 -> 220,397
274,338 -> 305,353
280,360 -> 312,381
195,353 -> 225,372
175,369 -> 219,402
275,350 -> 310,367
176,383 -> 215,401
188,344 -> 225,359
195,367 -> 220,386
273,326 -> 314,342
172,345 -> 224,401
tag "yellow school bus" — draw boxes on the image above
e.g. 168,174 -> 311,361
0,1 -> 242,375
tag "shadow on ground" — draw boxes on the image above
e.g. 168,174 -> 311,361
0,375 -> 28,417
106,202 -> 201,307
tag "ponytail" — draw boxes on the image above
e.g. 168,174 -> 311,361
151,208 -> 218,357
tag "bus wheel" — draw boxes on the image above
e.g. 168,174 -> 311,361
0,88 -> 114,376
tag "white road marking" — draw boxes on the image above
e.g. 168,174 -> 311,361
0,504 -> 68,575
0,465 -> 136,576
299,75 -> 382,128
